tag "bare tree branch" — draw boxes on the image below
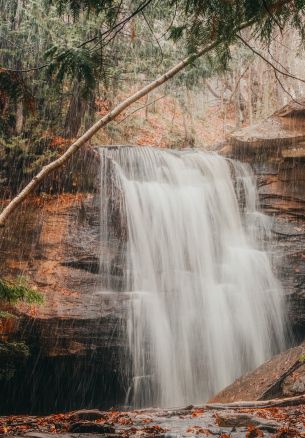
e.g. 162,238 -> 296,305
141,10 -> 164,68
117,94 -> 166,124
205,81 -> 222,99
237,34 -> 305,84
273,70 -> 303,105
262,0 -> 284,32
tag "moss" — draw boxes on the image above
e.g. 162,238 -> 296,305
0,277 -> 43,305
0,310 -> 16,319
0,277 -> 43,380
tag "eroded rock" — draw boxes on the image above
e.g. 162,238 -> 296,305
230,100 -> 305,157
69,409 -> 106,422
215,413 -> 280,432
68,422 -> 115,433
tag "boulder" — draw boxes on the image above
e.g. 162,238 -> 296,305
68,422 -> 115,433
215,413 -> 280,432
69,409 -> 106,422
210,342 -> 305,403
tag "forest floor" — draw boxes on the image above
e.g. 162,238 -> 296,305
93,89 -> 237,149
1,403 -> 305,437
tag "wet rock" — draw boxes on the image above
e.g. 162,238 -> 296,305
230,100 -> 305,156
210,342 -> 305,403
25,433 -> 58,438
282,363 -> 305,396
25,434 -> 119,438
215,413 -> 280,432
0,189 -> 130,414
68,421 -> 115,433
228,100 -> 305,336
61,256 -> 100,274
231,116 -> 305,155
69,409 -> 106,422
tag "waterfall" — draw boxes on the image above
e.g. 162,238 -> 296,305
100,146 -> 285,408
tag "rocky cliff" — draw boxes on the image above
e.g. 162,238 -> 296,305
0,152 -> 131,414
211,101 -> 305,403
2,103 -> 305,413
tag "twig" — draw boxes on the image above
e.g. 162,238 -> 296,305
267,45 -> 290,74
142,10 -> 164,68
158,0 -> 178,41
262,0 -> 284,32
228,64 -> 251,104
258,358 -> 305,400
237,34 -> 305,84
78,0 -> 154,48
273,70 -> 303,105
117,94 -> 166,124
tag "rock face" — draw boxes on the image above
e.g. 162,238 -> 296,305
230,99 -> 305,156
2,107 -> 305,413
230,103 -> 305,330
211,101 -> 305,403
0,154 -> 131,414
255,161 -> 305,335
226,101 -> 305,334
209,341 -> 305,403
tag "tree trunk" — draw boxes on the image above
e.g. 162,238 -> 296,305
13,0 -> 23,30
15,98 -> 23,134
64,82 -> 86,138
13,1 -> 24,135
206,394 -> 305,410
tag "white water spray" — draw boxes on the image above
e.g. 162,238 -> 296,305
100,146 -> 285,408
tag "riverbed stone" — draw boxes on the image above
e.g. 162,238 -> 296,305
215,413 -> 280,431
69,409 -> 106,421
68,422 -> 115,433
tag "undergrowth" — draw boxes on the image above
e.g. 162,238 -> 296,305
0,277 -> 43,304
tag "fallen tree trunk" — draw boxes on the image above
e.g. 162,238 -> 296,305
205,394 -> 305,410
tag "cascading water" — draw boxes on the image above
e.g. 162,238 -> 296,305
100,146 -> 285,408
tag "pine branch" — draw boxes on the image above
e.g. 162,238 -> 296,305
0,0 -> 154,73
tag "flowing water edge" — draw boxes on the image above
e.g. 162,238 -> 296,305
100,146 -> 286,408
